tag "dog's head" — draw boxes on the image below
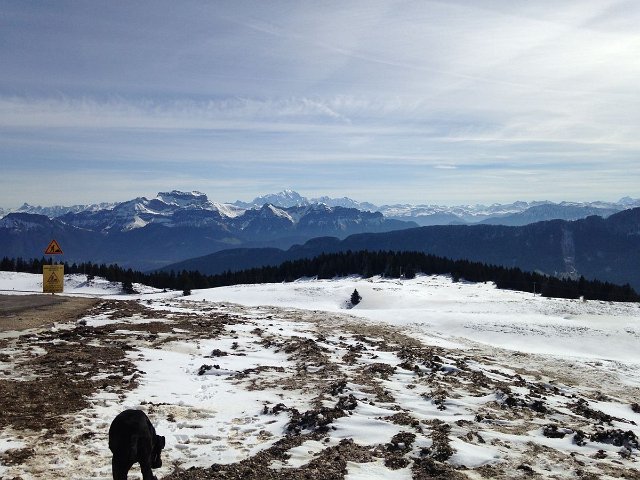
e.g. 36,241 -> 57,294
152,435 -> 166,469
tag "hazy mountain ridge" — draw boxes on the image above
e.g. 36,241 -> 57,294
13,201 -> 117,218
45,192 -> 410,236
478,203 -> 622,226
5,191 -> 640,288
379,199 -> 640,225
1,189 -> 639,276
5,189 -> 638,228
0,193 -> 415,270
161,208 -> 640,290
235,191 -> 640,224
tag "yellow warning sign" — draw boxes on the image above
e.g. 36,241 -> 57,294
44,239 -> 63,255
43,265 -> 64,293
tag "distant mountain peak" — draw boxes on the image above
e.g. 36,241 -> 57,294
233,190 -> 377,211
618,196 -> 639,206
156,190 -> 210,207
260,190 -> 307,205
233,190 -> 310,209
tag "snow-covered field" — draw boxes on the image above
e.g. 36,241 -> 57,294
0,272 -> 639,479
0,271 -> 160,297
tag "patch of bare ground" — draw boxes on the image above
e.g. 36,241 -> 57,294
238,333 -> 343,400
164,435 -> 375,480
0,298 -> 246,471
0,300 -> 167,467
88,300 -> 240,347
0,446 -> 35,466
0,325 -> 138,433
0,294 -> 98,332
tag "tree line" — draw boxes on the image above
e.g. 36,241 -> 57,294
1,251 -> 638,302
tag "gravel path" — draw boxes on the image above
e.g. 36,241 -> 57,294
0,294 -> 98,332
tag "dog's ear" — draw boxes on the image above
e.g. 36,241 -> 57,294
157,435 -> 166,449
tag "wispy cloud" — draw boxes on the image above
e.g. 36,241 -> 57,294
0,0 -> 638,206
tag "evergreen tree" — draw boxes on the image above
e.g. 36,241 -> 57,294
180,271 -> 193,296
350,288 -> 362,306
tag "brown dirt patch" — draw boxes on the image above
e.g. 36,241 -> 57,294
164,436 -> 375,480
0,298 -> 238,447
0,325 -> 138,432
0,294 -> 98,332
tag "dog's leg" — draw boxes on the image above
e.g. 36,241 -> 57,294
111,456 -> 132,480
140,457 -> 157,480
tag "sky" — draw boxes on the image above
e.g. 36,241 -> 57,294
1,0 -> 639,208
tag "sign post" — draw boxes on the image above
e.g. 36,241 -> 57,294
43,264 -> 64,293
43,239 -> 64,293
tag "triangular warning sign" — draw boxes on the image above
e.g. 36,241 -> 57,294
47,271 -> 60,283
44,239 -> 63,255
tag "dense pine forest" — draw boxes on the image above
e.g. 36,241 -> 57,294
1,250 -> 638,302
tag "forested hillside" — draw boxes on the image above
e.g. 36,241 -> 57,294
2,250 -> 637,302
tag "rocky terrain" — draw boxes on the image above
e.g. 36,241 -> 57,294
0,289 -> 639,479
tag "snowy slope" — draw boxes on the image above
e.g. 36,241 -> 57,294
0,274 -> 639,479
187,276 -> 640,365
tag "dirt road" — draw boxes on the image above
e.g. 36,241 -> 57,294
0,294 -> 99,332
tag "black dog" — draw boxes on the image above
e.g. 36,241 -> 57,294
108,409 -> 166,480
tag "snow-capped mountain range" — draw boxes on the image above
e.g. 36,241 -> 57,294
0,191 -> 413,270
7,190 -> 405,234
4,189 -> 639,229
1,190 -> 639,281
